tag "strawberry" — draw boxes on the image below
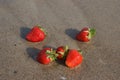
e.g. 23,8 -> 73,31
56,46 -> 68,59
76,27 -> 96,42
36,48 -> 57,65
26,25 -> 46,42
65,49 -> 83,68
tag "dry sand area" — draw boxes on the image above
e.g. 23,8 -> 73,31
0,0 -> 120,80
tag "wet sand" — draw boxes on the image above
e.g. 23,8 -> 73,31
0,0 -> 120,80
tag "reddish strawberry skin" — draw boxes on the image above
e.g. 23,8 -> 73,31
37,48 -> 52,65
26,26 -> 46,42
65,49 -> 83,68
76,27 -> 89,42
56,46 -> 65,59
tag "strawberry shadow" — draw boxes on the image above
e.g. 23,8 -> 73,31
20,27 -> 31,39
56,59 -> 66,67
26,47 -> 40,61
65,28 -> 79,40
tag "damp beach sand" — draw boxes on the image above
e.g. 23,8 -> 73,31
0,0 -> 120,80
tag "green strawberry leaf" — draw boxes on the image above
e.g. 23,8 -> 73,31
63,45 -> 69,58
46,50 -> 52,54
90,28 -> 96,37
78,49 -> 83,54
64,45 -> 69,53
88,28 -> 96,39
46,49 -> 57,61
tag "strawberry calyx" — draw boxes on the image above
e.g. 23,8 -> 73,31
63,45 -> 69,56
88,28 -> 96,39
64,45 -> 69,52
77,49 -> 83,55
46,49 -> 58,61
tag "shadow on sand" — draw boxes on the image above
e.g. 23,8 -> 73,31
20,27 -> 31,39
65,28 -> 79,40
26,47 -> 40,61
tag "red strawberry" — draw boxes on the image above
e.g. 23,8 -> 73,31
36,48 -> 57,65
56,46 -> 68,59
76,27 -> 96,42
26,25 -> 46,42
65,49 -> 83,68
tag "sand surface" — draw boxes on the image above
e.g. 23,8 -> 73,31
0,0 -> 120,80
